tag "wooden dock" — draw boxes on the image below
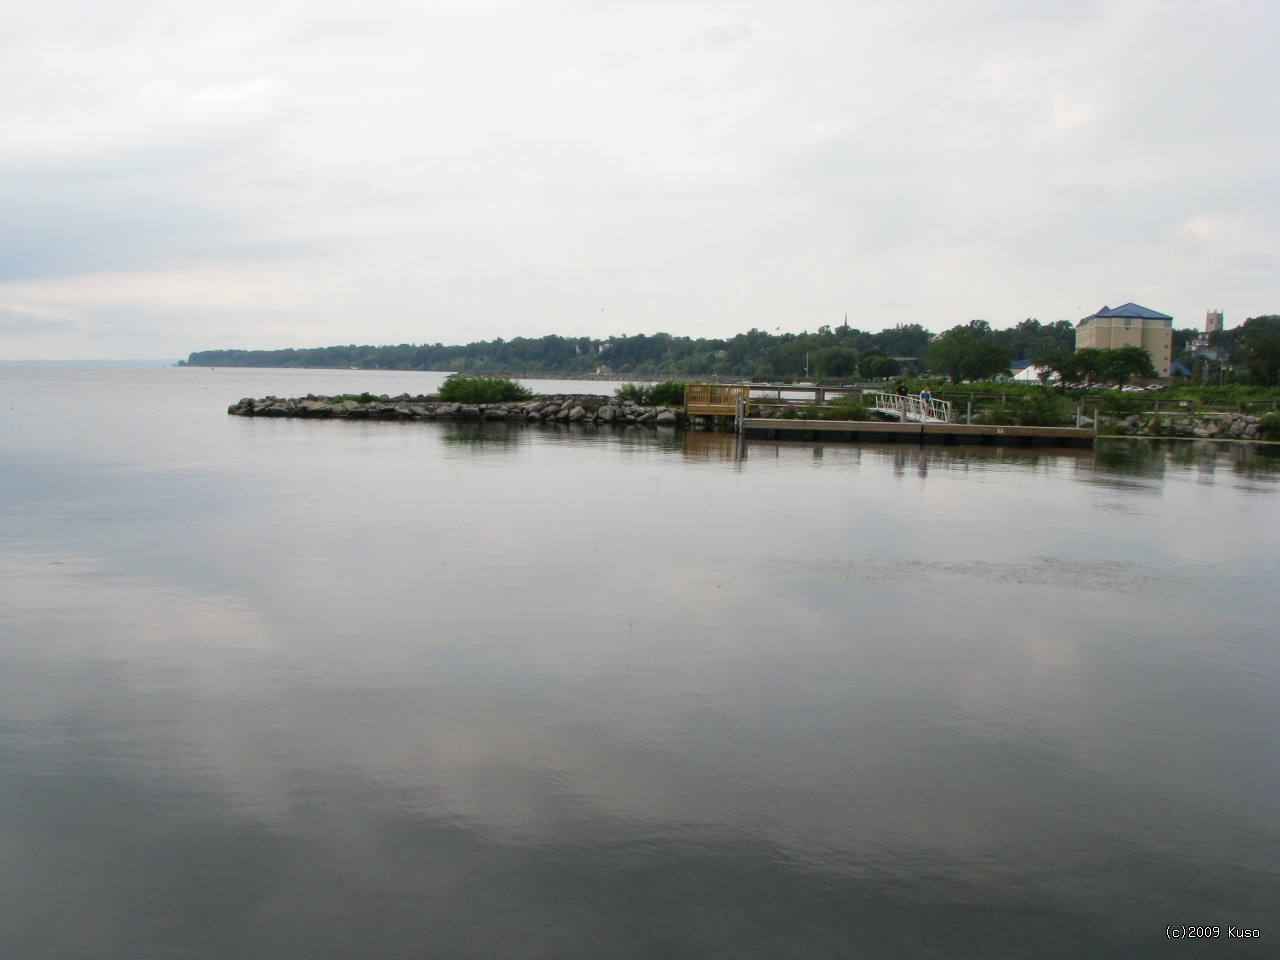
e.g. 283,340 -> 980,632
740,418 -> 1095,448
684,384 -> 751,418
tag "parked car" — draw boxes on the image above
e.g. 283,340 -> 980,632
1145,383 -> 1166,391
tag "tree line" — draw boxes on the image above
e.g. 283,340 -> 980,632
185,318 -> 1073,380
183,314 -> 1280,385
1184,315 -> 1280,388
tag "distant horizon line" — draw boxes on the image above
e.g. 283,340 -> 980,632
0,358 -> 181,365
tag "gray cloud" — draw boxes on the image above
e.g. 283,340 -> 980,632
1,0 -> 1277,358
0,307 -> 74,334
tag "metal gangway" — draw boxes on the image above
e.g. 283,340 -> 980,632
865,391 -> 952,423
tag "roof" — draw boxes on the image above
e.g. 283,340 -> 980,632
1012,364 -> 1050,381
1083,302 -> 1173,321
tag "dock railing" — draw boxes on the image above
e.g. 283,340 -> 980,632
864,391 -> 952,423
685,384 -> 751,418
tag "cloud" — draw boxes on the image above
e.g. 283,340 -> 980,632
1175,212 -> 1277,271
0,306 -> 75,334
1,0 -> 1278,358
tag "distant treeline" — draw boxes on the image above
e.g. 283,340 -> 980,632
186,319 -> 1087,380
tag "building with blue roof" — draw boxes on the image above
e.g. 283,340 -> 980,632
1075,302 -> 1173,376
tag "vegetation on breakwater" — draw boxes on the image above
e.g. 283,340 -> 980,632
436,375 -> 532,404
614,380 -> 688,407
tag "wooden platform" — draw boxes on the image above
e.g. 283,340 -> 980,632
685,384 -> 751,418
740,418 -> 1095,448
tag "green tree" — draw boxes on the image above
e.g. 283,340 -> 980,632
926,327 -> 1011,383
812,346 -> 858,379
1036,348 -> 1075,389
1078,348 -> 1109,386
1101,346 -> 1157,387
871,323 -> 931,364
858,349 -> 899,380
1240,315 -> 1280,386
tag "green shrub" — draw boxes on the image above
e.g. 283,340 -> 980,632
436,375 -> 532,404
827,398 -> 870,421
647,380 -> 689,407
1009,391 -> 1072,426
976,392 -> 1072,426
787,399 -> 871,421
1097,393 -> 1146,418
614,380 -> 689,406
614,382 -> 649,403
331,392 -> 380,404
1259,412 -> 1280,441
974,404 -> 1009,426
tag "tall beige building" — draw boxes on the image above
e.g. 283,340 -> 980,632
1075,303 -> 1173,377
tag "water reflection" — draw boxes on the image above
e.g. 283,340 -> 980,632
2,368 -> 1279,959
440,422 -> 529,446
680,430 -> 747,465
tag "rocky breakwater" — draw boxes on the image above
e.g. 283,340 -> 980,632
227,393 -> 685,427
1102,411 -> 1271,440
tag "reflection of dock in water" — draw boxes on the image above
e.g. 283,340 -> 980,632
739,418 -> 1095,448
682,429 -> 746,463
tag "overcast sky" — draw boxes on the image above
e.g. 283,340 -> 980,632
1,0 -> 1276,359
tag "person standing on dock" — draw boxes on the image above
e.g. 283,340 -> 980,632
896,382 -> 908,398
920,386 -> 932,411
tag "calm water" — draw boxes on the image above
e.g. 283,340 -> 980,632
1,365 -> 1277,959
